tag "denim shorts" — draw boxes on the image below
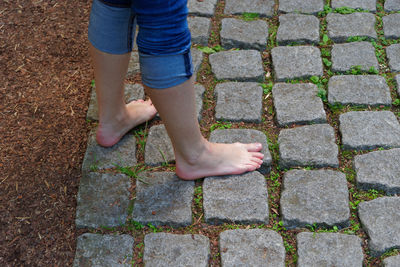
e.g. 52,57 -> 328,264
88,0 -> 193,89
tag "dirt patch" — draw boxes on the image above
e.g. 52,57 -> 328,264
0,1 -> 92,266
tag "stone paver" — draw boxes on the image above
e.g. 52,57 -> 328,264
132,172 -> 194,227
188,0 -> 217,17
281,170 -> 350,229
219,229 -> 285,266
82,130 -> 137,173
331,0 -> 377,12
73,233 -> 134,267
384,255 -> 400,267
384,13 -> 400,39
328,75 -> 392,106
355,148 -> 400,195
127,52 -> 140,77
277,14 -> 320,45
279,0 -> 324,14
188,16 -> 211,46
203,171 -> 268,224
358,197 -> 400,256
396,75 -> 400,96
144,233 -> 210,266
214,82 -> 263,123
209,129 -> 272,174
220,18 -> 268,50
297,232 -> 364,266
278,124 -> 339,168
331,42 -> 379,72
272,83 -> 326,126
385,0 -> 400,12
224,0 -> 275,17
209,50 -> 264,81
194,84 -> 206,121
339,111 -> 400,150
86,84 -> 145,121
192,48 -> 204,75
144,124 -> 174,166
76,173 -> 131,228
326,13 -> 377,43
271,46 -> 323,81
387,44 -> 400,72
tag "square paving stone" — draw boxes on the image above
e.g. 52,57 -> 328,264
144,125 -> 174,166
203,171 -> 269,225
192,48 -> 204,75
384,13 -> 400,39
144,233 -> 210,266
387,44 -> 400,72
219,229 -> 285,267
82,130 -> 137,173
327,13 -> 377,43
396,75 -> 400,94
214,82 -> 263,123
188,0 -> 217,17
358,197 -> 400,256
396,75 -> 400,96
331,42 -> 379,73
276,14 -> 320,45
331,0 -> 377,12
209,50 -> 264,82
328,75 -> 392,106
127,52 -> 140,77
75,173 -> 131,228
86,83 -> 145,121
188,16 -> 211,46
384,255 -> 400,267
272,83 -> 326,126
132,172 -> 194,227
280,170 -> 350,229
220,18 -> 268,50
224,0 -> 275,17
355,148 -> 400,195
297,232 -> 364,266
271,46 -> 323,81
339,111 -> 400,150
278,0 -> 324,14
385,0 -> 400,12
278,124 -> 339,169
73,233 -> 134,267
209,129 -> 272,174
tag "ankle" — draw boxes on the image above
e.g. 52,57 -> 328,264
175,138 -> 210,165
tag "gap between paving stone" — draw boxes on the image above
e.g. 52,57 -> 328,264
331,0 -> 377,13
224,0 -> 275,17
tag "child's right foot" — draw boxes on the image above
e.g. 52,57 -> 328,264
175,141 -> 263,180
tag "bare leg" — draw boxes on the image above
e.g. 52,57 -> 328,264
89,43 -> 157,147
144,76 -> 264,180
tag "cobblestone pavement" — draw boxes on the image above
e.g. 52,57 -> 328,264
74,0 -> 400,266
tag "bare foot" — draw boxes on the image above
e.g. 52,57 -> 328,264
96,99 -> 157,147
175,141 -> 264,180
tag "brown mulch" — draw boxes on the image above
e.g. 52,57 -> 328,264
0,1 -> 93,266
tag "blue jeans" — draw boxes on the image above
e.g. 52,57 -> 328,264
88,0 -> 193,89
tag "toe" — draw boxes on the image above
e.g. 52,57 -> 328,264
244,143 -> 262,152
250,152 -> 264,159
251,157 -> 263,165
